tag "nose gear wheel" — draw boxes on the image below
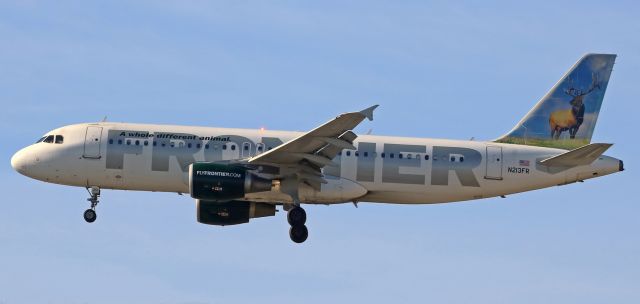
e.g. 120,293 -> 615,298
84,186 -> 100,223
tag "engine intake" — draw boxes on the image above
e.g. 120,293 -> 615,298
189,163 -> 272,201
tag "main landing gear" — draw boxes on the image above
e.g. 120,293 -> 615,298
83,186 -> 100,223
287,206 -> 308,243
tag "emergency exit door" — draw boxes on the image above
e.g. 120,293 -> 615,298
485,146 -> 503,180
83,126 -> 103,159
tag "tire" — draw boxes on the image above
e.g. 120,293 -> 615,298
287,206 -> 306,226
289,225 -> 308,243
83,209 -> 97,223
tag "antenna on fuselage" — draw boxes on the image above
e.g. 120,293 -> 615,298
101,116 -> 108,122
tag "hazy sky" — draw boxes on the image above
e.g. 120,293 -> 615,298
1,1 -> 638,303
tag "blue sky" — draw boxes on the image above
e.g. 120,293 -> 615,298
1,1 -> 638,303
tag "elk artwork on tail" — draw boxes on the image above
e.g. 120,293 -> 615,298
549,73 -> 601,140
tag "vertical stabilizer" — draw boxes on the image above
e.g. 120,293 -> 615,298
496,54 -> 616,149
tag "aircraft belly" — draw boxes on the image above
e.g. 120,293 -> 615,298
245,177 -> 367,204
302,177 -> 367,203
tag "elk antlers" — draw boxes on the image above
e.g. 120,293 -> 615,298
564,72 -> 601,97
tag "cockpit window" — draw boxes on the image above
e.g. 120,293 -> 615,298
36,136 -> 46,143
54,135 -> 64,144
43,135 -> 54,143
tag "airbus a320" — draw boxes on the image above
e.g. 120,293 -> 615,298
11,54 -> 623,243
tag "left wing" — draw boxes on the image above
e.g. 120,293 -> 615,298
248,105 -> 378,200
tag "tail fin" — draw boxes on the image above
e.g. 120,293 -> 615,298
495,53 -> 616,150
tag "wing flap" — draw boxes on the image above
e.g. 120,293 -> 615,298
317,131 -> 357,160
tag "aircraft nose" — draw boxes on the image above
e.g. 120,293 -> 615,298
11,148 -> 30,175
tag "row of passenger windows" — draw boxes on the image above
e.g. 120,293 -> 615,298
340,151 -> 429,160
339,151 -> 464,162
36,135 -> 64,144
107,139 -> 465,162
107,139 -> 274,151
106,138 -> 464,162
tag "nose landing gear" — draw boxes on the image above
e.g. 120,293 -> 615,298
287,206 -> 308,243
83,186 -> 100,223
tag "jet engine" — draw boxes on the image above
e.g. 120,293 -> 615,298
189,163 -> 272,201
196,200 -> 276,226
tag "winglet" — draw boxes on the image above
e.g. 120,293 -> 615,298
360,105 -> 379,121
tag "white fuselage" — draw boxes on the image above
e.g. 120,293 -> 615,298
11,122 -> 622,205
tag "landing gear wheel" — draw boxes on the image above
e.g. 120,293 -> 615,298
285,205 -> 308,243
289,225 -> 308,243
83,209 -> 97,223
84,186 -> 100,223
287,206 -> 306,226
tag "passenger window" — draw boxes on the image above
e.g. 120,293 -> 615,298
424,155 -> 429,160
390,153 -> 394,159
144,141 -> 149,146
205,144 -> 210,149
135,140 -> 140,146
407,154 -> 412,159
381,153 -> 385,158
223,145 -> 227,150
109,139 -> 114,145
54,135 -> 64,144
399,153 -> 403,159
43,135 -> 54,143
460,156 -> 464,162
126,140 -> 131,145
197,143 -> 201,149
450,156 -> 455,162
161,143 -> 166,147
118,139 -> 123,145
355,151 -> 359,157
244,144 -> 249,151
170,142 -> 175,148
231,145 -> 236,151
364,152 -> 368,157
188,143 -> 192,148
153,141 -> 157,146
346,151 -> 351,156
257,146 -> 263,152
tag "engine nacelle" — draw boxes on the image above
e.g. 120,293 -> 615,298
196,200 -> 276,226
189,163 -> 272,201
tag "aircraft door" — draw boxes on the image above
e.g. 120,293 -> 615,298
83,126 -> 103,159
485,146 -> 503,180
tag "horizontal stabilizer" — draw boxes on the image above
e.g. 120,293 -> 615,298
539,143 -> 613,167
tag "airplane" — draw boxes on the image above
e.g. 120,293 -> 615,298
11,53 -> 624,243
